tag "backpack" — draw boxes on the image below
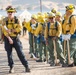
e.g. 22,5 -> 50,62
62,15 -> 76,25
69,15 -> 76,24
6,16 -> 18,27
5,16 -> 21,35
47,21 -> 58,32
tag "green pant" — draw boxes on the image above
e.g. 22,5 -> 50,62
73,51 -> 76,63
65,38 -> 76,64
38,36 -> 46,60
34,36 -> 38,57
29,33 -> 34,54
47,37 -> 65,64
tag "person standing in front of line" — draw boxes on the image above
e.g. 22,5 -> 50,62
2,6 -> 30,73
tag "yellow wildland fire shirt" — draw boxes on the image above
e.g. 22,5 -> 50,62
2,17 -> 22,37
34,23 -> 45,36
25,21 -> 37,34
44,22 -> 62,39
62,15 -> 76,34
0,20 -> 2,28
22,21 -> 27,27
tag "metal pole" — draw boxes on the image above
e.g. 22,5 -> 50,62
40,0 -> 42,12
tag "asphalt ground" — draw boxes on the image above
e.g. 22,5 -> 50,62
0,35 -> 76,75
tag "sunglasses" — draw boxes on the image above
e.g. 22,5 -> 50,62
49,17 -> 54,19
7,12 -> 13,13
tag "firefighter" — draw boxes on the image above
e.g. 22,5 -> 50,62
62,4 -> 76,67
55,12 -> 63,43
55,12 -> 62,24
0,17 -> 3,43
22,18 -> 27,36
2,6 -> 30,73
44,12 -> 66,66
34,13 -> 47,62
25,14 -> 38,58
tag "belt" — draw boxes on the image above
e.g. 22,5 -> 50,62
48,36 -> 55,38
10,36 -> 17,39
66,30 -> 70,33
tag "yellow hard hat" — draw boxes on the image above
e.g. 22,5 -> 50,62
37,14 -> 45,23
43,12 -> 48,18
66,4 -> 75,13
37,12 -> 42,15
31,14 -> 37,20
56,12 -> 62,17
48,12 -> 55,18
6,6 -> 16,12
51,8 -> 57,13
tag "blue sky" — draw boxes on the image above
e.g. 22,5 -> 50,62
0,0 -> 76,14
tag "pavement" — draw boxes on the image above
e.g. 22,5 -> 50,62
0,35 -> 76,75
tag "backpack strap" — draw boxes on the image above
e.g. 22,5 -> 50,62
62,20 -> 65,25
14,16 -> 18,24
55,21 -> 58,31
36,23 -> 38,27
69,15 -> 76,24
47,22 -> 58,32
47,22 -> 50,32
6,16 -> 18,26
30,22 -> 32,26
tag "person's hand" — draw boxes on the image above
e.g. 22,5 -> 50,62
31,24 -> 36,30
52,36 -> 58,40
6,29 -> 11,33
62,34 -> 71,40
65,34 -> 71,40
8,37 -> 13,44
45,39 -> 48,45
11,29 -> 16,33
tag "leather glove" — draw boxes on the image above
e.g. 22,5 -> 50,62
62,34 -> 71,40
52,36 -> 58,40
31,24 -> 36,30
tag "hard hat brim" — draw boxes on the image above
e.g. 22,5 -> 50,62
7,10 -> 16,12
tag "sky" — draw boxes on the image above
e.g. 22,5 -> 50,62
0,0 -> 76,14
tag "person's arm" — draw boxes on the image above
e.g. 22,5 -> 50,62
70,16 -> 76,34
2,18 -> 13,44
34,23 -> 42,36
56,22 -> 62,37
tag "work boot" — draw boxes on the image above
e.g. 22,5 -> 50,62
36,59 -> 43,62
9,67 -> 14,73
50,62 -> 55,66
25,67 -> 30,72
67,63 -> 74,67
74,63 -> 76,66
62,63 -> 67,67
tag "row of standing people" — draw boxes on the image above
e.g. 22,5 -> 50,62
24,4 -> 76,67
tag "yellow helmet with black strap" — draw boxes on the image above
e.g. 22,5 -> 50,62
51,8 -> 57,14
6,6 -> 16,12
48,12 -> 55,18
31,14 -> 37,20
56,12 -> 62,17
37,14 -> 45,23
65,4 -> 75,13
